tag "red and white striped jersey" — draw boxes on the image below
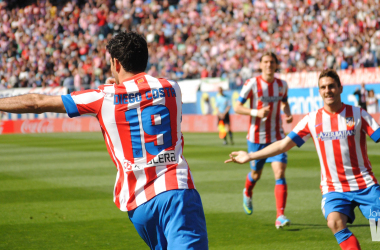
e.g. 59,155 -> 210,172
238,76 -> 288,144
61,73 -> 195,211
288,104 -> 380,194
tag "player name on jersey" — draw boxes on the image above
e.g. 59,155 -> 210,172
114,87 -> 177,105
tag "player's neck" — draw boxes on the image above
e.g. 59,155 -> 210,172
261,74 -> 275,83
116,71 -> 140,85
324,102 -> 343,114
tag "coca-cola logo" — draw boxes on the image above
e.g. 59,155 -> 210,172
21,120 -> 54,134
62,119 -> 82,132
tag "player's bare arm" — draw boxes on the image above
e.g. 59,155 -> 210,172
281,101 -> 293,123
0,94 -> 66,114
224,136 -> 297,164
234,101 -> 270,118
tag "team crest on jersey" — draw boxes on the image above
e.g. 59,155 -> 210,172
346,117 -> 355,130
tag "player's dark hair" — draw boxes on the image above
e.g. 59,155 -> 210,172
260,52 -> 279,64
106,31 -> 148,73
318,69 -> 341,87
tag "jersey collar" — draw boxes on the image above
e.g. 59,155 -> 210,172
323,103 -> 346,115
259,75 -> 276,84
119,72 -> 147,84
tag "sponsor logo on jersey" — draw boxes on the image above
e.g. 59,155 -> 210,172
147,151 -> 177,166
122,150 -> 178,172
317,130 -> 356,141
260,96 -> 283,103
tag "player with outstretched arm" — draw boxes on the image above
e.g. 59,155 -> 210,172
226,69 -> 380,250
234,52 -> 293,228
0,32 -> 208,250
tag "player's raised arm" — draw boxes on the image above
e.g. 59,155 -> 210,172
0,94 -> 66,114
225,136 -> 297,164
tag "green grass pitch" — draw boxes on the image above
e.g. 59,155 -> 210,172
1,132 -> 380,249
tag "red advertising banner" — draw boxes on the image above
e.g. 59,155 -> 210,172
2,113 -> 380,134
0,117 -> 101,134
278,67 -> 380,89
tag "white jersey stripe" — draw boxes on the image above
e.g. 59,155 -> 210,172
71,91 -> 104,104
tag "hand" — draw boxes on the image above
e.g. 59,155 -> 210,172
106,77 -> 116,85
224,151 -> 251,164
218,113 -> 225,119
285,115 -> 293,123
257,106 -> 270,118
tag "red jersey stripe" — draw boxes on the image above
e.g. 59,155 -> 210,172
362,116 -> 375,135
143,167 -> 157,200
275,79 -> 283,140
77,98 -> 103,115
158,78 -> 179,190
247,90 -> 254,139
345,106 -> 366,189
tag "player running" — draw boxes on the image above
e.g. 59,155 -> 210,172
0,32 -> 208,250
226,69 -> 380,250
234,52 -> 293,228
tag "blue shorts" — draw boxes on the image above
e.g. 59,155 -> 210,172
247,141 -> 287,171
128,189 -> 208,250
321,184 -> 380,223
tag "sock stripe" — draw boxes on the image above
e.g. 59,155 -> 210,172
334,228 -> 353,244
247,173 -> 255,183
275,178 -> 286,185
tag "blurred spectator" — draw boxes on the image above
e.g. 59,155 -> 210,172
0,0 -> 379,90
367,89 -> 378,114
354,83 -> 369,110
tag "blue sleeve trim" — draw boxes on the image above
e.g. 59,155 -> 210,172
287,131 -> 305,147
370,128 -> 380,143
237,96 -> 246,104
61,94 -> 80,118
282,96 -> 288,102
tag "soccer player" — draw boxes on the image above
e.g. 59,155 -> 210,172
215,86 -> 233,145
226,69 -> 380,250
234,52 -> 293,228
0,32 -> 208,250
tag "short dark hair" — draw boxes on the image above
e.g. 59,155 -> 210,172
318,69 -> 341,87
260,52 -> 279,64
106,31 -> 148,73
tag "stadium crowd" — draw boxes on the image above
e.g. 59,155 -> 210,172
0,0 -> 379,91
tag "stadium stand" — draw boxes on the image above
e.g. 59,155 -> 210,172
0,0 -> 379,90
